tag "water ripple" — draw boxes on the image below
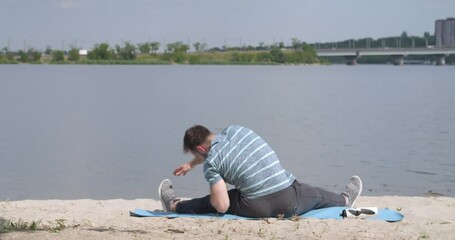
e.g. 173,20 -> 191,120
406,170 -> 437,175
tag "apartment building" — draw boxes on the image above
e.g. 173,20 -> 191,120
435,18 -> 455,47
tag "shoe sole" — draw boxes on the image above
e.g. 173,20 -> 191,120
350,175 -> 363,207
158,179 -> 171,212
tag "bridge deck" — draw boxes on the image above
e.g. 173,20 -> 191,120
316,47 -> 455,57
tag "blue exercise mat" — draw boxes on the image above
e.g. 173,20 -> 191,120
130,207 -> 403,222
300,207 -> 404,222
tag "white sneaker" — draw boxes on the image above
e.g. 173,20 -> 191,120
158,179 -> 178,212
342,175 -> 363,207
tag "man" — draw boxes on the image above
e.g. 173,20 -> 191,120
159,124 -> 362,218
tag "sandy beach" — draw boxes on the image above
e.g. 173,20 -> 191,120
1,196 -> 454,240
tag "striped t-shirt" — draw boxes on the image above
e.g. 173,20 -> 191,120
203,125 -> 295,199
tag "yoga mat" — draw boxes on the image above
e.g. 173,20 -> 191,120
130,207 -> 403,222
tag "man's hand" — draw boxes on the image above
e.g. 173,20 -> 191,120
173,162 -> 192,176
173,157 -> 205,176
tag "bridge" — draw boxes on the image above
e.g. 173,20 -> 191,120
316,47 -> 455,65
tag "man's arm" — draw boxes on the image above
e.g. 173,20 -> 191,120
209,179 -> 230,213
173,157 -> 204,176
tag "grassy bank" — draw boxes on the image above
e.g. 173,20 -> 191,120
0,49 -> 324,65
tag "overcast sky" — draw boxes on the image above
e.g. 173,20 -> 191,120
0,0 -> 454,51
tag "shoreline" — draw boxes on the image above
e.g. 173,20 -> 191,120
1,196 -> 454,239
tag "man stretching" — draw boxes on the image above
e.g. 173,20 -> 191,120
159,124 -> 362,218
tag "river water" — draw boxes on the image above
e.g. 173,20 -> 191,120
1,64 -> 454,200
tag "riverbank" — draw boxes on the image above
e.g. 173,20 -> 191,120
0,48 -> 323,65
1,196 -> 454,240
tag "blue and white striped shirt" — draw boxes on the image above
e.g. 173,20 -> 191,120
203,125 -> 295,199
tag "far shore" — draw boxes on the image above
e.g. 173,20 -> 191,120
1,196 -> 454,240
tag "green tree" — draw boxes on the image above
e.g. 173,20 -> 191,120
165,42 -> 189,63
270,48 -> 285,63
116,41 -> 137,60
52,50 -> 65,62
68,48 -> 80,61
88,43 -> 113,60
137,42 -> 152,54
150,41 -> 160,54
18,49 -> 41,63
167,41 -> 189,53
192,42 -> 208,52
291,38 -> 303,50
193,42 -> 201,52
18,50 -> 28,62
30,49 -> 41,62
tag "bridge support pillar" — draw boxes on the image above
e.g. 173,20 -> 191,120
436,55 -> 446,65
392,55 -> 404,66
344,56 -> 358,65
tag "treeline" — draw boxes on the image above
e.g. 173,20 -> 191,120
0,39 -> 320,65
1,32 -> 454,65
0,47 -> 80,64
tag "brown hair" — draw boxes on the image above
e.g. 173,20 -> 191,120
183,125 -> 212,153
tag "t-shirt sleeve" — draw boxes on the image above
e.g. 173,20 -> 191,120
203,162 -> 222,187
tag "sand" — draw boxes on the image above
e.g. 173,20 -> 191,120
1,196 -> 454,240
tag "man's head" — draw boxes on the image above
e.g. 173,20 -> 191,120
183,125 -> 212,157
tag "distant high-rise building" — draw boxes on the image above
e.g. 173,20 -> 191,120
435,18 -> 455,47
